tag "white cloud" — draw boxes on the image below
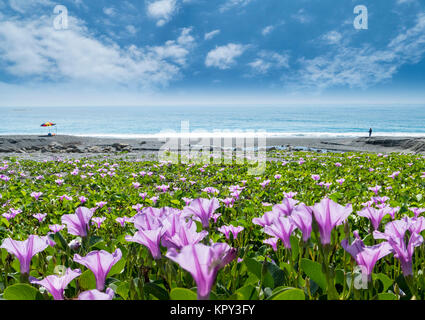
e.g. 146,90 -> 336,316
261,25 -> 274,36
396,0 -> 416,4
291,9 -> 312,24
103,7 -> 116,17
248,51 -> 289,74
204,29 -> 220,40
219,0 -> 252,13
0,15 -> 196,89
321,31 -> 342,44
151,27 -> 195,65
147,0 -> 178,27
205,43 -> 247,70
289,13 -> 425,90
126,25 -> 137,35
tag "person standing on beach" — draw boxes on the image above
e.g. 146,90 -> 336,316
369,128 -> 372,137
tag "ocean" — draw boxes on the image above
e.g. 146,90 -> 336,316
1,105 -> 425,138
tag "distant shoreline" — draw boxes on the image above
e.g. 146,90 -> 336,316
0,135 -> 424,160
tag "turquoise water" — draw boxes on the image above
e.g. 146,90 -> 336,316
1,105 -> 425,138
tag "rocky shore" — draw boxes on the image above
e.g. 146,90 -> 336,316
0,135 -> 425,160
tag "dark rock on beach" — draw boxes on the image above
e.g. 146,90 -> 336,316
0,135 -> 424,161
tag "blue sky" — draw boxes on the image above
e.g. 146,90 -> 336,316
0,0 -> 424,106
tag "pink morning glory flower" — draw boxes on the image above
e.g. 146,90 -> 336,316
289,204 -> 313,242
272,198 -> 299,216
61,207 -> 93,237
202,187 -> 219,194
263,238 -> 279,252
409,208 -> 425,218
59,195 -> 73,201
78,288 -> 115,300
389,171 -> 400,179
0,235 -> 50,274
31,192 -> 43,201
218,225 -> 244,240
374,219 -> 423,276
73,249 -> 122,291
312,198 -> 352,245
182,197 -> 193,206
183,198 -> 220,229
33,213 -> 47,223
357,206 -> 391,230
260,180 -> 271,188
341,231 -> 392,280
368,185 -> 381,195
221,198 -> 235,208
92,217 -> 106,228
211,213 -> 221,223
49,224 -> 65,233
125,228 -> 165,259
96,201 -> 107,208
150,196 -> 159,204
283,192 -> 297,199
116,216 -> 130,227
252,211 -> 279,227
166,243 -> 237,300
161,219 -> 208,250
79,196 -> 87,204
264,216 -> 297,249
156,185 -> 170,192
372,196 -> 390,205
311,174 -> 320,181
30,268 -> 81,300
336,178 -> 345,185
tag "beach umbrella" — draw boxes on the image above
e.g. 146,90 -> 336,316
40,122 -> 57,135
41,122 -> 56,127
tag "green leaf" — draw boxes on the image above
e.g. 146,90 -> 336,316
244,258 -> 262,280
108,257 -> 126,276
267,262 -> 285,288
144,282 -> 170,300
300,258 -> 327,291
170,288 -> 197,300
171,199 -> 181,206
372,273 -> 393,292
271,288 -> 305,300
79,269 -> 97,291
53,232 -> 69,251
4,284 -> 43,300
116,282 -> 130,300
89,236 -> 104,247
377,293 -> 397,300
290,236 -> 299,261
234,285 -> 258,300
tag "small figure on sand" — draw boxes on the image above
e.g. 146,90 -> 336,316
369,128 -> 372,138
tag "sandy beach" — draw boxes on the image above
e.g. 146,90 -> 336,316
1,135 -> 424,160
